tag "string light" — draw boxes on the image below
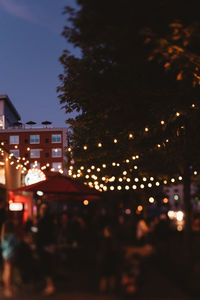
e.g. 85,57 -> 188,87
129,133 -> 134,139
149,197 -> 155,203
68,104 -> 200,193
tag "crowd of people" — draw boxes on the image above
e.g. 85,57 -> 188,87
0,201 -> 199,298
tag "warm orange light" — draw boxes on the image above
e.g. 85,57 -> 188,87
137,205 -> 143,212
163,198 -> 168,204
83,200 -> 89,206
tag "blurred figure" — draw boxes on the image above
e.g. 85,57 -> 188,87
136,217 -> 149,246
57,212 -> 71,265
120,253 -> 141,296
70,215 -> 86,248
36,203 -> 56,296
1,220 -> 19,298
98,224 -> 118,293
153,214 -> 171,258
192,214 -> 200,232
57,213 -> 69,246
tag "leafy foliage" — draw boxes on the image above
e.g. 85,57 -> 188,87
58,0 -> 200,185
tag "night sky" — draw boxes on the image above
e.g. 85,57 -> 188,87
0,0 -> 79,128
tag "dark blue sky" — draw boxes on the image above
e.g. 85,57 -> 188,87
0,0 -> 79,128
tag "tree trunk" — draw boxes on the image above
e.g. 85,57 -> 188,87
183,162 -> 192,256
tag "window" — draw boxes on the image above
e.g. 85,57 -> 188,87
10,149 -> 19,158
51,134 -> 61,143
52,162 -> 62,171
45,152 -> 49,158
30,149 -> 40,158
10,135 -> 19,144
30,162 -> 40,169
52,148 -> 62,157
30,135 -> 40,144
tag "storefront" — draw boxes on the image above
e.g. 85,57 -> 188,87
0,145 -> 28,225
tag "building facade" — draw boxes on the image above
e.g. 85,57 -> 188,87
0,94 -> 21,129
0,127 -> 67,173
163,183 -> 200,212
0,95 -> 68,176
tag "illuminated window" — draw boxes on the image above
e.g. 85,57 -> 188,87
52,148 -> 62,157
52,162 -> 62,171
51,134 -> 61,143
30,149 -> 40,158
9,135 -> 19,144
30,135 -> 40,144
10,149 -> 19,158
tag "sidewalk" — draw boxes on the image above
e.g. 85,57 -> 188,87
0,261 -> 195,300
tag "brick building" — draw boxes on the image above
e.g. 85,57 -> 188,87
0,95 -> 68,175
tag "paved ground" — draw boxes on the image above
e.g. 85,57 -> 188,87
0,261 -> 196,300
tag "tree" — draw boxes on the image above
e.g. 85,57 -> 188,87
58,1 -> 200,241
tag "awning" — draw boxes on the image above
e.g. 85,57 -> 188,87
12,173 -> 101,200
